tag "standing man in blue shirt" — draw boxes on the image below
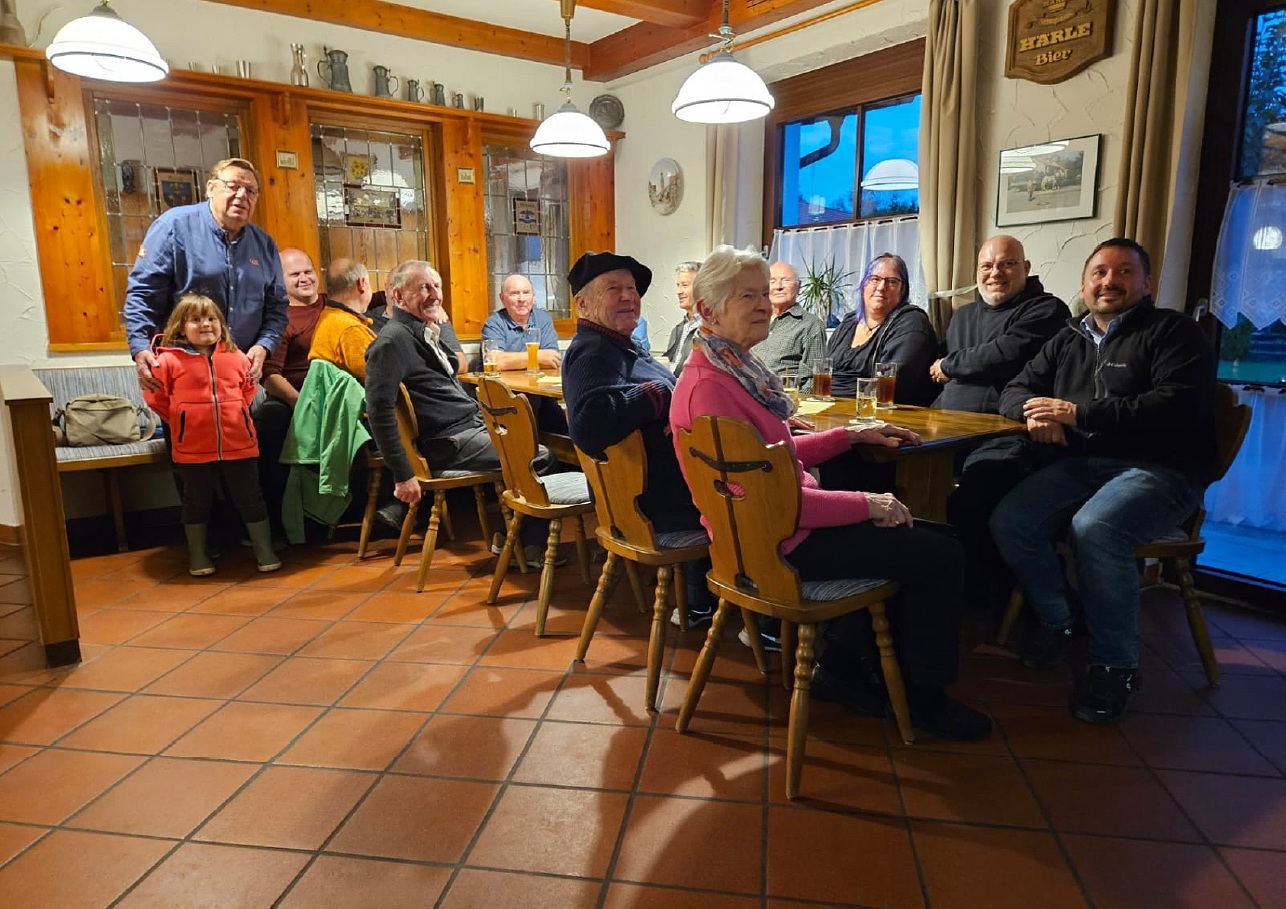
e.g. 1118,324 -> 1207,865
481,274 -> 562,371
126,157 -> 288,393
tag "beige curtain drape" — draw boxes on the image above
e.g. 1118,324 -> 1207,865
1114,0 -> 1215,308
706,123 -> 739,250
918,0 -> 978,337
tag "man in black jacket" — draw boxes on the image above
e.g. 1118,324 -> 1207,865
931,235 -> 1070,413
365,260 -> 551,554
989,238 -> 1217,724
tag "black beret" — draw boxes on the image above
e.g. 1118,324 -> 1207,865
568,251 -> 652,297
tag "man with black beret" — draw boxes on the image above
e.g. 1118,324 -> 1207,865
561,251 -> 715,625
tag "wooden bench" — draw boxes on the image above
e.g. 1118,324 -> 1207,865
35,366 -> 169,552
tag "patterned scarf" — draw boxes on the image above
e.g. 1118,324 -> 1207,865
693,327 -> 794,420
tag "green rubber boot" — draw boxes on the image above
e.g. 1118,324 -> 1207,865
245,521 -> 282,572
184,524 -> 216,577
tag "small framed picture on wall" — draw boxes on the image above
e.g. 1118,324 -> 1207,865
155,168 -> 199,212
996,134 -> 1100,227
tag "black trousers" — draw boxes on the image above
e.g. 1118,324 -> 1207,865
785,519 -> 964,690
251,394 -> 293,530
177,459 -> 268,526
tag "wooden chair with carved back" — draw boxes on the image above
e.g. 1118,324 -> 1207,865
574,430 -> 710,710
476,376 -> 593,635
676,415 -> 911,800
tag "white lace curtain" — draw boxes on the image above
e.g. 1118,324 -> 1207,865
1210,180 -> 1286,329
768,218 -> 923,324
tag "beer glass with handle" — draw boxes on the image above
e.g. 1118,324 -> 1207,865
810,357 -> 833,402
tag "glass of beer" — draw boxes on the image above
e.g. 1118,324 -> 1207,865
481,339 -> 499,374
810,357 -> 833,401
781,369 -> 800,408
525,326 -> 541,375
851,377 -> 880,426
875,361 -> 898,408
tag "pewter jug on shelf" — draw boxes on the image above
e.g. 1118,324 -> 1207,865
317,48 -> 352,92
430,82 -> 445,106
405,78 -> 424,102
452,92 -> 464,108
289,44 -> 309,87
372,65 -> 398,98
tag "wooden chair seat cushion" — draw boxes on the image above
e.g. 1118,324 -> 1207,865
54,438 -> 168,466
538,471 -> 591,505
800,576 -> 894,601
654,528 -> 711,549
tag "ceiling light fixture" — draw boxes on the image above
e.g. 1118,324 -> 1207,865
46,1 -> 168,83
529,0 -> 610,159
671,0 -> 774,124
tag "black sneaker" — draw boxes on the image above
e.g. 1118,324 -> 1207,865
909,694 -> 994,740
1071,665 -> 1139,725
375,501 -> 407,533
810,663 -> 888,718
737,626 -> 782,652
1021,622 -> 1072,669
669,605 -> 715,629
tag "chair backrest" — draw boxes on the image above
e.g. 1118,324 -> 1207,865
676,415 -> 805,604
575,430 -> 658,550
1212,383 -> 1253,484
393,384 -> 431,481
475,376 -> 551,507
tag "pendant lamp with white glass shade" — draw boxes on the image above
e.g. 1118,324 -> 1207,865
671,0 -> 773,124
46,1 -> 168,83
529,0 -> 610,158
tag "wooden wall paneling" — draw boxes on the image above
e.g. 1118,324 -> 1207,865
249,93 -> 320,268
561,151 -> 618,334
439,118 -> 488,338
15,59 -> 116,349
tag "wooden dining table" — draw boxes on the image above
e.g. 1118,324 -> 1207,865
793,397 -> 1025,521
462,368 -> 1027,521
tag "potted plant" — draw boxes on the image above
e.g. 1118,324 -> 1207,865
798,258 -> 853,327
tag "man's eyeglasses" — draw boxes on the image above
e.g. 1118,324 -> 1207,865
978,259 -> 1021,274
865,275 -> 904,289
212,178 -> 259,199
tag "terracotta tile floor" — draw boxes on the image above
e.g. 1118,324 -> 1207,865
1,532 -> 1284,908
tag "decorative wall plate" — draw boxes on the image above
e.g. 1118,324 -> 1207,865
589,94 -> 624,129
648,157 -> 683,216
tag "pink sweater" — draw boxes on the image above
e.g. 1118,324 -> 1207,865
670,348 -> 871,554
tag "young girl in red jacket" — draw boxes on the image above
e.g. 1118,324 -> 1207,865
144,294 -> 281,576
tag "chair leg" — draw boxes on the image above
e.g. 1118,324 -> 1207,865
624,561 -> 649,614
106,469 -> 129,552
996,586 -> 1024,646
872,601 -> 914,745
780,622 -> 798,692
646,563 -> 673,712
415,491 -> 447,593
472,486 -> 490,543
440,497 -> 456,541
393,500 -> 419,567
740,608 -> 768,673
677,599 -> 731,733
577,553 -> 618,662
487,513 -> 523,604
573,514 -> 591,584
534,518 -> 563,637
1175,555 -> 1220,687
357,464 -> 382,559
785,622 -> 817,801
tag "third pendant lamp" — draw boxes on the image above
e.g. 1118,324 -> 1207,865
671,0 -> 773,124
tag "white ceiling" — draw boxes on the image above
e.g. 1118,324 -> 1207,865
392,0 -> 640,43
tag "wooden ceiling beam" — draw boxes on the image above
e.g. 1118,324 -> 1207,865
584,0 -> 834,81
203,0 -> 590,70
577,0 -> 709,28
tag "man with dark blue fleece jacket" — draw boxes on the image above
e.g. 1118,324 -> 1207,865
561,251 -> 713,624
991,238 -> 1216,725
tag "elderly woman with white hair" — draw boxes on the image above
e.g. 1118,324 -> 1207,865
669,244 -> 991,741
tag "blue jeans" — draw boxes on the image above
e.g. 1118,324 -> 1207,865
990,456 -> 1203,669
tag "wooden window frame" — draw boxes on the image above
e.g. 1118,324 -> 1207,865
761,38 -> 925,249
